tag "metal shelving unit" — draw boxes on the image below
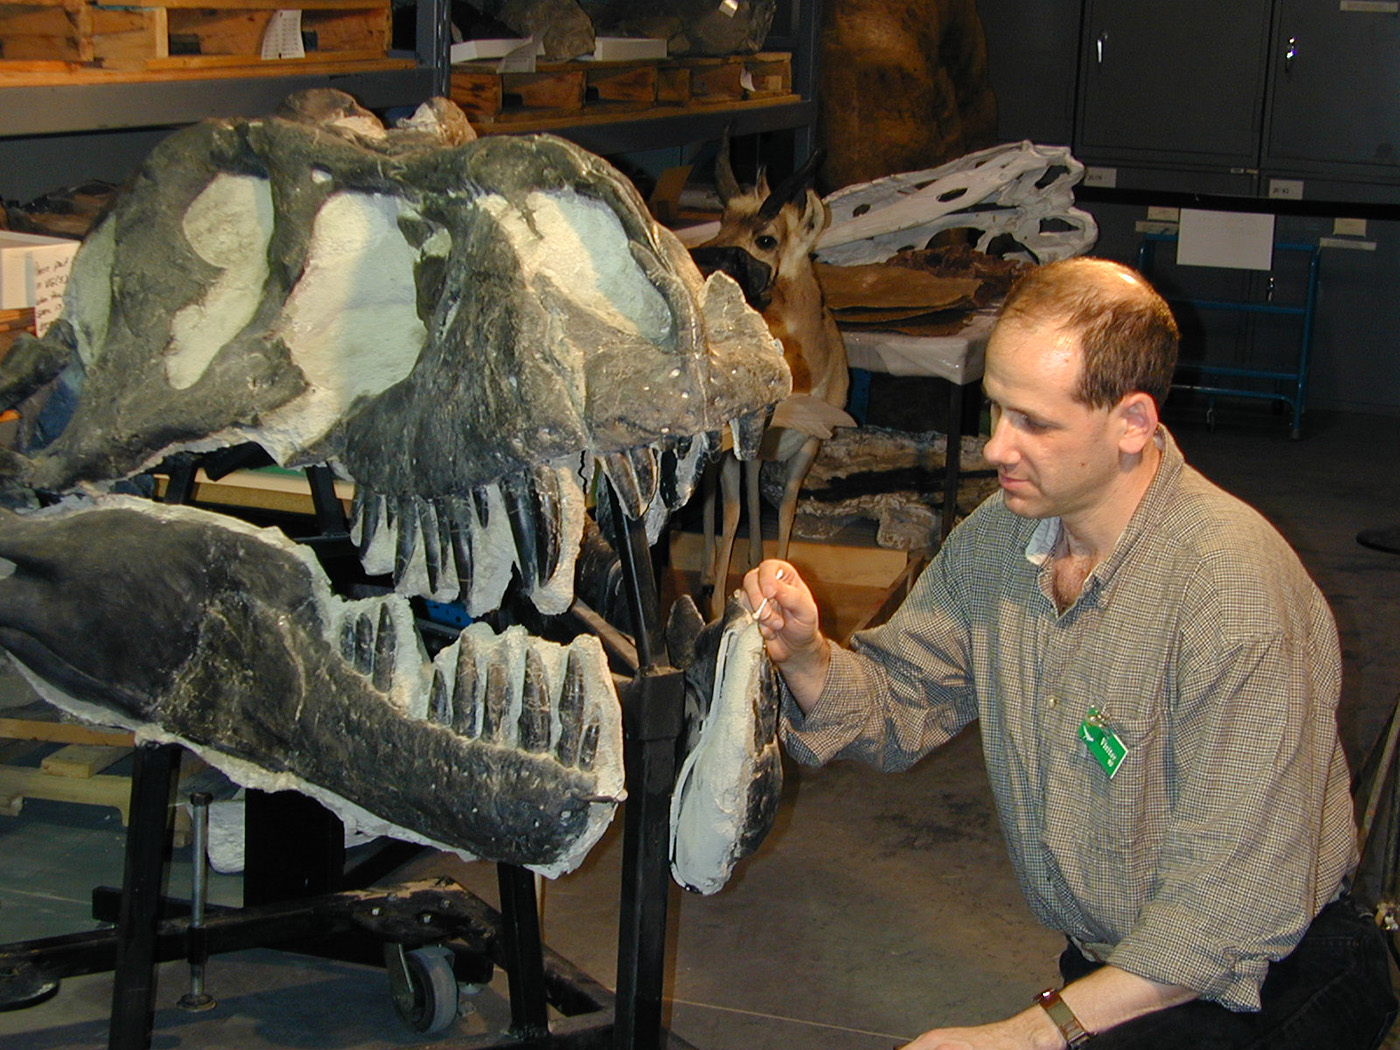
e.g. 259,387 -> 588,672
0,0 -> 819,160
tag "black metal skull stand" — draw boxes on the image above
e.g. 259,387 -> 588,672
0,451 -> 696,1050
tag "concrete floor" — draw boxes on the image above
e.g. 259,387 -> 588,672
0,404 -> 1397,1050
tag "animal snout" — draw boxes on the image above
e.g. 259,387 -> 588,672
690,246 -> 774,311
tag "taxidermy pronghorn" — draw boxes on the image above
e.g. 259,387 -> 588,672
691,141 -> 853,617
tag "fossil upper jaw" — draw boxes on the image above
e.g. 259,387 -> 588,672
0,92 -> 787,615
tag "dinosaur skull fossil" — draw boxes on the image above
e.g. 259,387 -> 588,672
0,91 -> 790,880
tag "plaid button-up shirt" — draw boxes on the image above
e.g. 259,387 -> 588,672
782,428 -> 1357,1010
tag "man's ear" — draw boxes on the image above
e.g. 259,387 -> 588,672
1114,391 -> 1159,455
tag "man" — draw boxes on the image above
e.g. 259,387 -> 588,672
742,257 -> 1395,1049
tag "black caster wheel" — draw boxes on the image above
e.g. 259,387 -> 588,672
386,944 -> 458,1035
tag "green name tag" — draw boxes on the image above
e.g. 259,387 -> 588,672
1079,707 -> 1127,778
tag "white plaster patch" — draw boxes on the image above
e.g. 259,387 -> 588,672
66,217 -> 116,367
479,189 -> 672,344
166,174 -> 275,389
260,190 -> 427,460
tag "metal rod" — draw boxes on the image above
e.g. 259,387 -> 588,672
178,792 -> 216,1012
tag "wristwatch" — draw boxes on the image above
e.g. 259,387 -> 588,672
1035,987 -> 1092,1047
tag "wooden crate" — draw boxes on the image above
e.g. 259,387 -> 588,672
0,0 -> 390,69
452,51 -> 795,125
0,0 -> 164,64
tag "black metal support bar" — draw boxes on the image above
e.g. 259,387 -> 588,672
605,479 -> 687,1050
498,864 -> 551,1040
108,741 -> 181,1050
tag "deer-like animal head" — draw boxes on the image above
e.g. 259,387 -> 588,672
691,142 -> 829,313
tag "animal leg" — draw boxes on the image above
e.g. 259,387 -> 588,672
709,455 -> 743,619
775,436 -> 823,562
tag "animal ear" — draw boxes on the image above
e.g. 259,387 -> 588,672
799,189 -> 828,236
755,166 -> 771,199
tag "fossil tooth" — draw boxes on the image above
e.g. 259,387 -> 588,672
452,633 -> 478,737
480,645 -> 509,744
445,495 -> 474,596
394,497 -> 418,590
356,490 -> 394,577
531,467 -> 563,584
419,499 -> 443,598
554,648 -> 586,766
472,487 -> 491,528
730,411 -> 769,461
353,612 -> 375,676
372,603 -> 396,694
600,445 -> 659,519
428,667 -> 451,726
499,470 -> 541,592
518,648 -> 551,753
578,721 -> 600,772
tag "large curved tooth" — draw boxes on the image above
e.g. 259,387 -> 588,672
393,497 -> 420,591
418,500 -> 444,599
524,460 -> 587,617
730,411 -> 768,460
499,470 -> 541,592
645,431 -> 713,545
599,445 -> 659,519
444,495 -> 474,598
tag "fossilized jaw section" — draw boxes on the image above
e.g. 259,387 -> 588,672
0,495 -> 623,877
8,100 -> 786,506
667,594 -> 783,894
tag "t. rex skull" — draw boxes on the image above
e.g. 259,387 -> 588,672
0,92 -> 790,880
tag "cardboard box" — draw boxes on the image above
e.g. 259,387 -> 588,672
0,231 -> 80,334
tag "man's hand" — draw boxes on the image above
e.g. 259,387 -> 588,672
741,559 -> 829,712
899,1008 -> 1065,1050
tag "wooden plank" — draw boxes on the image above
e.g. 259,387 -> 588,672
41,742 -> 134,778
91,5 -> 166,66
0,0 -> 93,62
0,765 -> 131,822
668,530 -> 908,589
585,62 -> 656,104
0,716 -> 133,747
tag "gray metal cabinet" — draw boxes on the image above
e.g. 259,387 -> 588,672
1076,0 -> 1273,169
1265,0 -> 1400,180
1073,0 -> 1400,203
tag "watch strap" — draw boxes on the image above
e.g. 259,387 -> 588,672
1035,987 -> 1092,1047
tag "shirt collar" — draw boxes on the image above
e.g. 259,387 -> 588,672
1021,426 -> 1183,594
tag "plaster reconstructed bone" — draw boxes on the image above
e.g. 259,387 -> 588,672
0,497 -> 622,876
666,594 -> 782,894
814,140 -> 1099,267
0,92 -> 791,883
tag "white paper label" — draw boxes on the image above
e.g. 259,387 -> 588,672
261,10 -> 305,60
1340,1 -> 1398,13
29,243 -> 78,337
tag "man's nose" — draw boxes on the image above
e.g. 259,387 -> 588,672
983,415 -> 1014,467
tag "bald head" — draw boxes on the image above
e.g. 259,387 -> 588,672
998,257 -> 1179,410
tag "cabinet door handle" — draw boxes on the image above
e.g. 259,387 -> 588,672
1096,31 -> 1109,65
1284,35 -> 1297,73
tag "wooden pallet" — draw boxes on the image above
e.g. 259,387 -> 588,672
0,714 -> 199,842
451,51 -> 794,126
0,0 -> 391,71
